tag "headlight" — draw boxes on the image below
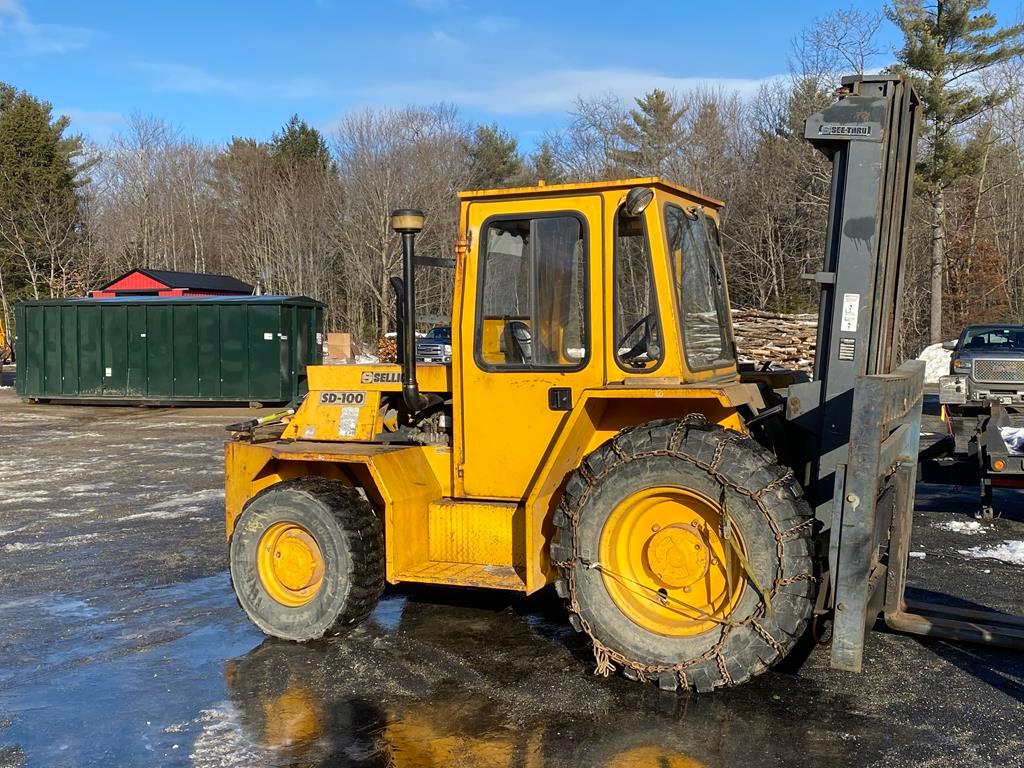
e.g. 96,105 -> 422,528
953,358 -> 972,370
443,344 -> 452,355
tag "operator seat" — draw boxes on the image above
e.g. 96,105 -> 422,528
503,320 -> 532,364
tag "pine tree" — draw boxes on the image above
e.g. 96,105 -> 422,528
528,140 -> 564,185
271,114 -> 332,169
889,0 -> 1024,341
467,124 -> 521,188
0,82 -> 86,305
607,89 -> 686,176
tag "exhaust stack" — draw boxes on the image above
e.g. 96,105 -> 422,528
391,209 -> 428,413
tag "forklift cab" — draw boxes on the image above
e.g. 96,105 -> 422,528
453,178 -> 738,500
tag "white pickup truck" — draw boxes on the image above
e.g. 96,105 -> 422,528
939,325 -> 1024,411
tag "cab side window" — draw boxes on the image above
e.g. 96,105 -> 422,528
476,215 -> 587,370
613,207 -> 662,370
665,205 -> 734,370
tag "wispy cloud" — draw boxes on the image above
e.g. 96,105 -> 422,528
57,107 -> 126,142
363,68 -> 785,115
138,61 -> 331,101
0,0 -> 93,56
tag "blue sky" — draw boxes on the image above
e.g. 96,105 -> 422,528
1,0 -> 1021,150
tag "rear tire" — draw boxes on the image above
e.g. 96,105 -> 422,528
230,477 -> 384,641
552,417 -> 816,692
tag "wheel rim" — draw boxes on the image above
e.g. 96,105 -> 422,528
598,485 -> 746,637
257,522 -> 325,607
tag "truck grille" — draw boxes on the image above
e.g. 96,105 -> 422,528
973,359 -> 1024,383
417,343 -> 445,358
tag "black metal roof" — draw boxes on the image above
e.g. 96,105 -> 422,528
99,268 -> 254,294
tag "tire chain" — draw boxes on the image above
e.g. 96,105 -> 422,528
553,414 -> 817,691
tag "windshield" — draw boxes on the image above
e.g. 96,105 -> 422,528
665,205 -> 733,370
961,327 -> 1024,351
424,327 -> 451,341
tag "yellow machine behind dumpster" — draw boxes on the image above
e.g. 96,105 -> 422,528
225,177 -> 816,693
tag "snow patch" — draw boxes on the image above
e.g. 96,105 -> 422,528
3,533 -> 99,552
959,540 -> 1024,565
137,421 -> 204,430
933,520 -> 987,535
329,353 -> 381,365
64,481 -> 115,494
917,342 -> 953,384
121,488 -> 223,521
189,705 -> 268,767
1001,426 -> 1024,454
0,412 -> 58,423
0,489 -> 51,506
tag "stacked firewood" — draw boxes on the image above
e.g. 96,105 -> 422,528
361,312 -> 818,370
377,335 -> 398,363
731,309 -> 817,371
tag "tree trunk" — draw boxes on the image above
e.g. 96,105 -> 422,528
929,188 -> 945,343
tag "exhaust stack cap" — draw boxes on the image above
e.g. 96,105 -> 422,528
391,209 -> 425,234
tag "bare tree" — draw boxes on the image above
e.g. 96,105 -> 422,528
791,6 -> 884,82
544,93 -> 627,181
332,104 -> 469,343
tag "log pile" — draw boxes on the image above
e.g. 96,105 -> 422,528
349,312 -> 818,371
731,309 -> 817,371
377,335 -> 398,363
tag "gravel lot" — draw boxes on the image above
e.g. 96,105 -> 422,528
0,386 -> 1022,768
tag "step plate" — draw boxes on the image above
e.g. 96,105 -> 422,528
427,500 -> 521,567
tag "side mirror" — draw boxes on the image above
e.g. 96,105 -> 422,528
623,187 -> 654,217
941,340 -> 958,351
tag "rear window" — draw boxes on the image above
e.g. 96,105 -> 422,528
961,328 -> 1024,350
425,327 -> 451,341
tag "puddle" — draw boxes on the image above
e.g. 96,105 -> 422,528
370,595 -> 406,632
0,595 -> 102,621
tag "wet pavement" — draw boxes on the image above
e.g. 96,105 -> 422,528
0,389 -> 1022,768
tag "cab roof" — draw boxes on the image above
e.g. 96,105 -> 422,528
458,177 -> 725,209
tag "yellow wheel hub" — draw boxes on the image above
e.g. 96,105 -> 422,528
257,522 -> 325,607
598,486 -> 746,637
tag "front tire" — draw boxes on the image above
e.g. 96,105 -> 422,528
230,477 -> 385,641
552,417 -> 816,692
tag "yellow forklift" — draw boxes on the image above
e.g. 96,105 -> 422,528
224,75 -> 1024,693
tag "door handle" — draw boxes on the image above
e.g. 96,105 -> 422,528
548,387 -> 572,411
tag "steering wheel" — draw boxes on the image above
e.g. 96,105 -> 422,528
618,313 -> 656,365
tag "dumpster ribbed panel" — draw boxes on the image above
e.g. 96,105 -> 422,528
13,295 -> 322,404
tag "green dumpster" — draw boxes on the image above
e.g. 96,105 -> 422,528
14,295 -> 324,404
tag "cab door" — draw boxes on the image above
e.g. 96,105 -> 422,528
456,194 -> 604,500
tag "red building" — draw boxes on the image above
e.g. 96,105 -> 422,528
90,269 -> 254,298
